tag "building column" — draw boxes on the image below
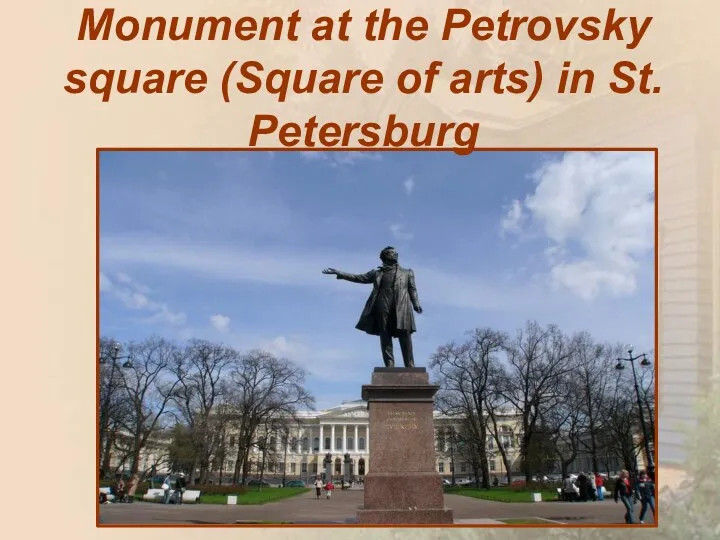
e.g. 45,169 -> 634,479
319,424 -> 324,453
342,425 -> 347,452
366,425 -> 369,453
330,424 -> 335,452
354,425 -> 359,451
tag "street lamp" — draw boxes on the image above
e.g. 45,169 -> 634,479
615,347 -> 655,481
100,341 -> 133,368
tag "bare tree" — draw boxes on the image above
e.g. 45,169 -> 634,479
228,350 -> 315,484
170,339 -> 238,484
497,321 -> 577,482
430,327 -> 507,489
484,401 -> 518,486
573,335 -> 620,473
116,337 -> 183,495
601,379 -> 643,473
542,376 -> 588,478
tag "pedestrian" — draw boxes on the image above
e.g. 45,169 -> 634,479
174,473 -> 187,505
636,470 -> 656,524
595,473 -> 605,501
589,472 -> 597,501
325,479 -> 335,499
562,474 -> 577,502
162,474 -> 172,504
576,472 -> 589,501
314,477 -> 323,499
614,470 -> 636,524
115,475 -> 126,503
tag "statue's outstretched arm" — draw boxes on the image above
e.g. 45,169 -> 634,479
322,268 -> 375,284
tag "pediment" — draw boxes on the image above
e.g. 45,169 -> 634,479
319,406 -> 368,419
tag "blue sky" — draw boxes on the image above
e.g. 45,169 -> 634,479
99,150 -> 655,409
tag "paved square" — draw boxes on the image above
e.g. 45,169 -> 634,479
99,490 -> 656,525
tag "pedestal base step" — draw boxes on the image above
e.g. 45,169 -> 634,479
356,507 -> 454,525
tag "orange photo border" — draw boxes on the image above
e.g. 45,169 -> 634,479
95,147 -> 660,529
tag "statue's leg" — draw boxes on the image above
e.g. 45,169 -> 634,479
379,330 -> 395,367
399,332 -> 415,367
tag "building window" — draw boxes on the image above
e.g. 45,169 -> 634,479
268,463 -> 275,473
460,462 -> 467,473
501,435 -> 513,449
291,437 -> 298,453
324,437 -> 331,450
270,437 -> 276,449
489,460 -> 496,471
335,458 -> 342,474
347,437 -> 354,450
438,462 -> 445,473
301,462 -> 307,473
313,437 -> 320,452
336,437 -> 343,449
302,437 -> 309,452
229,436 -> 236,446
358,437 -> 366,450
311,463 -> 318,473
487,437 -> 494,449
291,462 -> 296,473
225,460 -> 234,471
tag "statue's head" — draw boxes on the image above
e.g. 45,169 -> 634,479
379,246 -> 398,264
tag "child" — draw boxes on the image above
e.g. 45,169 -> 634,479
325,480 -> 335,499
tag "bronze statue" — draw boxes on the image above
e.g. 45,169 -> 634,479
322,246 -> 422,368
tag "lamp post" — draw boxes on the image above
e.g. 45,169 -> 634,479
615,347 -> 655,481
99,342 -> 132,478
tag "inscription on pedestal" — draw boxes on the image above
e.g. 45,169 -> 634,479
383,410 -> 418,431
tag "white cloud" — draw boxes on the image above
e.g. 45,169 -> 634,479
299,152 -> 382,167
210,314 -> 231,333
500,199 -> 526,237
403,177 -> 415,195
99,271 -> 186,325
101,235 -> 548,313
389,223 -> 414,241
501,151 -> 654,301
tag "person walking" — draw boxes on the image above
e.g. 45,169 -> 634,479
595,473 -> 605,501
614,470 -> 636,524
115,476 -> 126,503
314,477 -> 323,499
173,473 -> 187,505
589,472 -> 598,501
562,474 -> 577,502
162,475 -> 172,504
576,472 -> 589,501
325,479 -> 335,499
636,470 -> 656,524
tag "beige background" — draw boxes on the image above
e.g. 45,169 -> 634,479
2,0 -> 718,537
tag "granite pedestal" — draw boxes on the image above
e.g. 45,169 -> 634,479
355,367 -> 453,524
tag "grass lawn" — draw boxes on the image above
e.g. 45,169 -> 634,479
199,487 -> 310,505
499,518 -> 556,524
445,487 -> 558,503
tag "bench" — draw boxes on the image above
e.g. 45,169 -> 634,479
142,488 -> 201,503
99,487 -> 115,502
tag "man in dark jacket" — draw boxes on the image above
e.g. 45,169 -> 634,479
173,473 -> 187,505
323,246 -> 423,368
636,469 -> 656,524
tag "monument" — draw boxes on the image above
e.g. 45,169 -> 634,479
323,247 -> 454,524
